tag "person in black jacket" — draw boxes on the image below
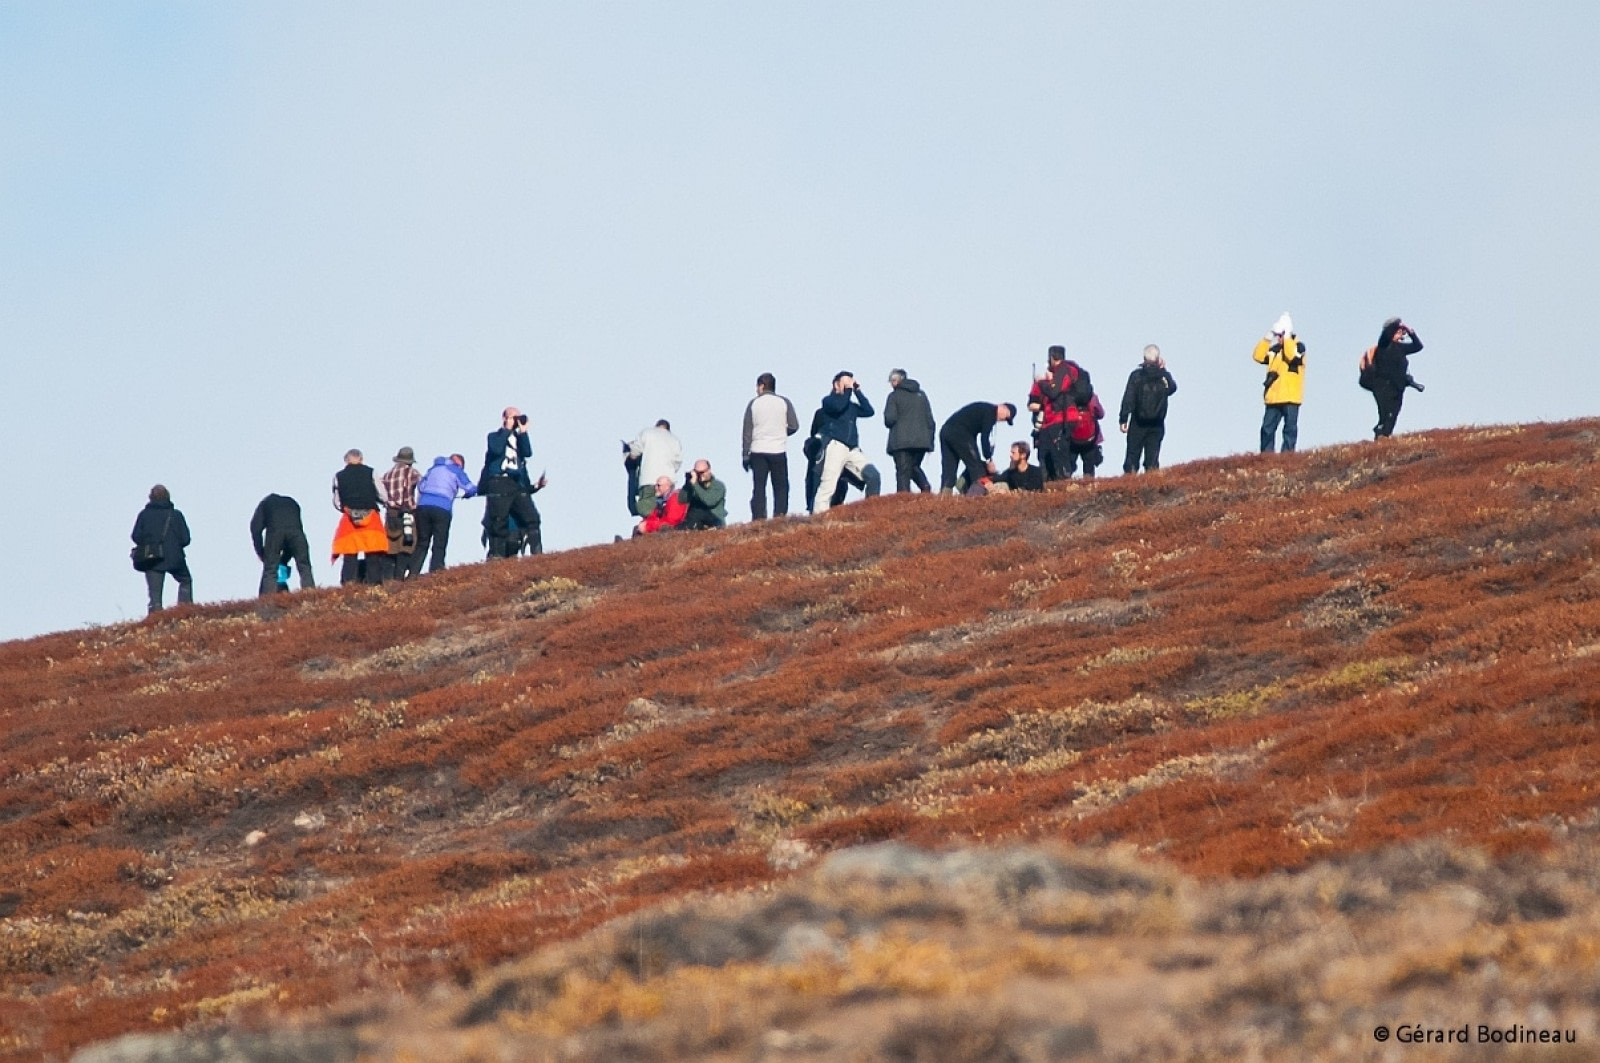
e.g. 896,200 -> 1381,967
938,401 -> 1016,494
883,369 -> 935,493
131,485 -> 192,615
250,493 -> 315,595
1364,317 -> 1424,439
1118,345 -> 1178,474
332,449 -> 388,585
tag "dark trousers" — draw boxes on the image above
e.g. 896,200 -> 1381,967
749,452 -> 789,519
1260,403 -> 1299,452
1036,423 -> 1070,481
483,477 -> 541,558
410,506 -> 454,575
681,507 -> 725,531
146,562 -> 193,614
1062,443 -> 1103,479
890,449 -> 931,493
340,554 -> 384,585
624,454 -> 641,517
1123,422 -> 1165,474
939,432 -> 987,491
259,530 -> 315,595
1372,381 -> 1404,438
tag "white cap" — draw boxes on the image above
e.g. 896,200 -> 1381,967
1272,313 -> 1293,337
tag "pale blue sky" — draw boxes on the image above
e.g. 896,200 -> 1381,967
4,2 -> 1597,641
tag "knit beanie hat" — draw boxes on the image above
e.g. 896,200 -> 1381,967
1272,313 -> 1294,337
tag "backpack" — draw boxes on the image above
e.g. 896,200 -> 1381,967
1132,370 -> 1168,422
1358,346 -> 1377,391
1064,397 -> 1101,445
1050,361 -> 1094,411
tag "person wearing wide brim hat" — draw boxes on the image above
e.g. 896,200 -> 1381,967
379,446 -> 423,581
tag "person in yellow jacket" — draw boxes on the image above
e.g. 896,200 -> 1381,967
1252,312 -> 1306,452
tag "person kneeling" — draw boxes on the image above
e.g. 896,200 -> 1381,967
634,475 -> 689,536
680,460 -> 727,530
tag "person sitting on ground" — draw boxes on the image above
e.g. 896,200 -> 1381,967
992,441 -> 1046,493
680,460 -> 728,530
633,474 -> 690,535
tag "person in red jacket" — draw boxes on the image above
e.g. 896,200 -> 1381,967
633,475 -> 689,535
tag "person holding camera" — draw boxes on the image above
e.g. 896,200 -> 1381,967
479,407 -> 546,558
1362,316 -> 1425,439
679,460 -> 728,530
131,484 -> 193,614
1253,313 -> 1307,452
812,371 -> 875,514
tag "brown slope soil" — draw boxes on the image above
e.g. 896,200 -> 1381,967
2,420 -> 1599,1059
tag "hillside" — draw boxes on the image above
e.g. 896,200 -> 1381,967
4,421 -> 1600,1060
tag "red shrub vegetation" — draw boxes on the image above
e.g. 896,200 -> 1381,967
5,419 -> 1600,1058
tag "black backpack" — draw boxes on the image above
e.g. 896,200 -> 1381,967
1132,370 -> 1168,422
1050,361 -> 1094,411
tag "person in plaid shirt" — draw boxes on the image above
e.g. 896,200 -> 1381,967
380,447 -> 422,580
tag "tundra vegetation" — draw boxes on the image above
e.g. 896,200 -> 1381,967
3,421 -> 1599,1061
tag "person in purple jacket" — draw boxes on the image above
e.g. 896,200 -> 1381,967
410,454 -> 478,575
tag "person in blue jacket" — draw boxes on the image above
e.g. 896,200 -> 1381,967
479,406 -> 545,557
410,454 -> 478,575
812,371 -> 875,514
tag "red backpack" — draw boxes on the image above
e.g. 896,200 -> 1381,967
1063,395 -> 1103,444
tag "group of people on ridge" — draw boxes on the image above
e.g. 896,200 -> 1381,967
131,315 -> 1424,612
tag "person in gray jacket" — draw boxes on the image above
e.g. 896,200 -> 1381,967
741,372 -> 800,519
883,368 -> 935,493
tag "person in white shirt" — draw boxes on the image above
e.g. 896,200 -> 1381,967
623,419 -> 683,517
741,372 -> 800,519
